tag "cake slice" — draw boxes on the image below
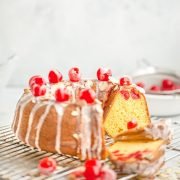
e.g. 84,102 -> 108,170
115,119 -> 172,143
109,140 -> 166,178
104,77 -> 150,137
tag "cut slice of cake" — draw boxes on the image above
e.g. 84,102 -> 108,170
103,77 -> 150,137
115,119 -> 172,143
109,140 -> 166,178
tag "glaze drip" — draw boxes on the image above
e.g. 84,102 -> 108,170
35,103 -> 53,150
80,103 -> 103,160
91,104 -> 103,159
80,105 -> 92,160
54,104 -> 64,154
25,102 -> 48,145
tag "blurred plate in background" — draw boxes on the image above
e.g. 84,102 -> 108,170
132,60 -> 180,117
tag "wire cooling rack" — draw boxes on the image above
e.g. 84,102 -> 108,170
0,118 -> 180,180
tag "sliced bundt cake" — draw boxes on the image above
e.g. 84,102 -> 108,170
109,139 -> 166,177
103,77 -> 150,137
12,68 -> 107,160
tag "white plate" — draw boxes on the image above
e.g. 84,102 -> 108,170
132,60 -> 180,116
146,93 -> 180,116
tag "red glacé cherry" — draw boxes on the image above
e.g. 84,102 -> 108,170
120,90 -> 130,100
55,88 -> 70,102
84,159 -> 102,179
130,88 -> 140,99
132,151 -> 143,160
32,84 -> 46,97
48,70 -> 63,84
68,67 -> 81,82
85,159 -> 101,169
150,85 -> 160,92
79,89 -> 96,104
136,82 -> 145,88
97,67 -> 112,81
112,150 -> 120,154
71,159 -> 116,180
161,79 -> 176,91
127,119 -> 137,129
38,157 -> 56,175
120,77 -> 131,86
29,75 -> 46,87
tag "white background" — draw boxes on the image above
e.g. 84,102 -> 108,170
0,0 -> 180,87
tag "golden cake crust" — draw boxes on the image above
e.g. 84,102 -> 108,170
12,92 -> 106,160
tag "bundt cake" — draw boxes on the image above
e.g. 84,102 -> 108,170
109,139 -> 166,177
103,77 -> 151,137
12,67 -> 111,160
12,89 -> 106,160
12,67 -> 151,161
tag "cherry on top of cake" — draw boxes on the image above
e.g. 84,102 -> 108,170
27,67 -> 116,103
97,67 -> 112,81
29,80 -> 97,106
27,67 -> 145,107
118,76 -> 145,100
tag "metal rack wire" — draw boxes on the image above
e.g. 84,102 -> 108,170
0,118 -> 180,180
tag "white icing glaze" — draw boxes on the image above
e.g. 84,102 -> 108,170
15,94 -> 32,137
80,105 -> 92,160
25,102 -> 48,145
108,76 -> 119,84
91,104 -> 103,159
98,81 -> 109,91
96,81 -> 100,97
50,82 -> 65,95
132,83 -> 145,94
84,80 -> 93,88
54,104 -> 64,154
96,81 -> 112,103
35,103 -> 53,150
71,82 -> 80,102
80,103 -> 103,160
